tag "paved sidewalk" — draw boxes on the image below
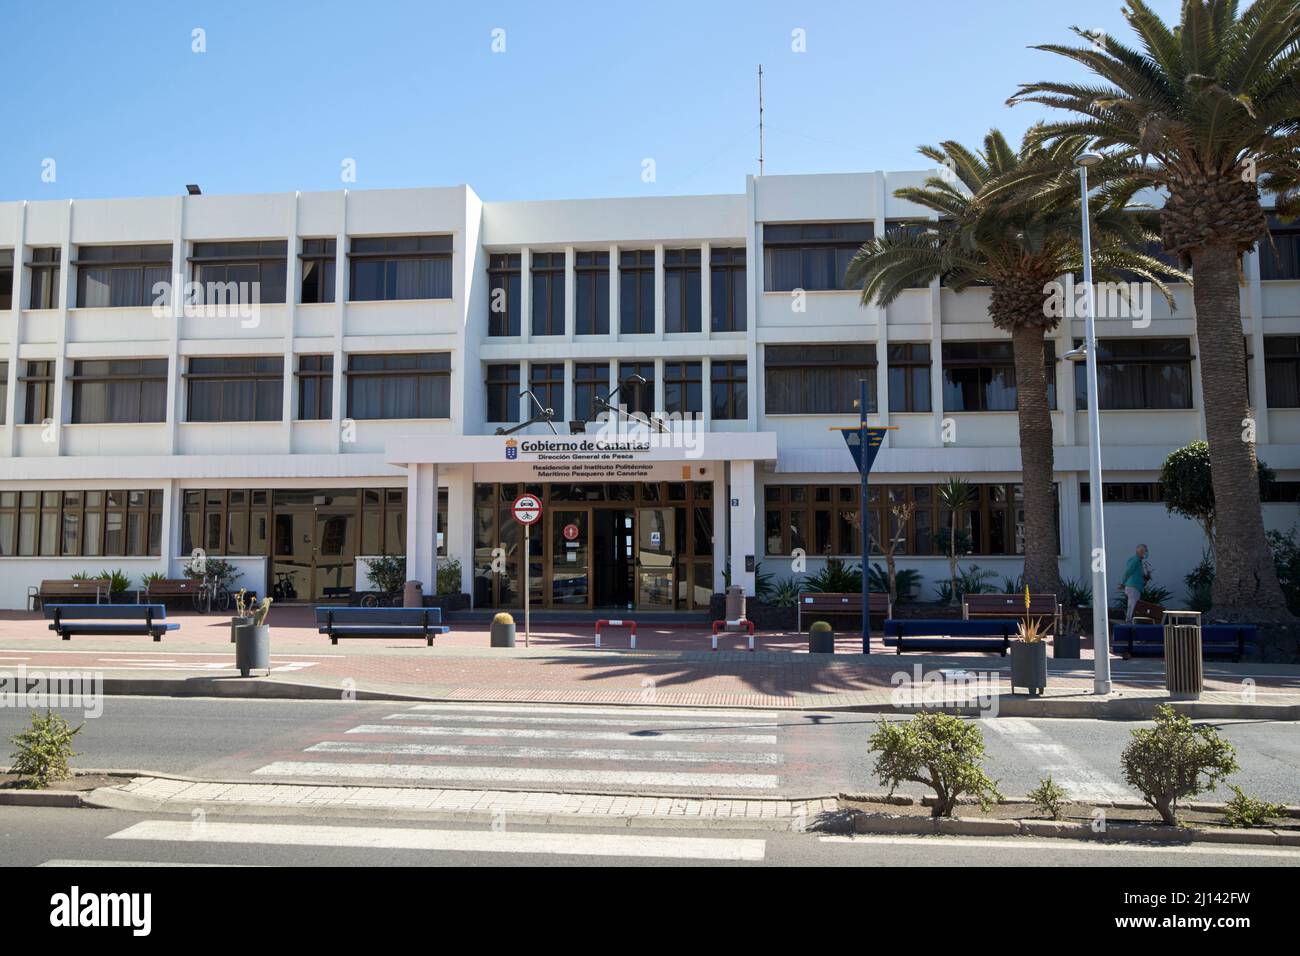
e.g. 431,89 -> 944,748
92,775 -> 836,825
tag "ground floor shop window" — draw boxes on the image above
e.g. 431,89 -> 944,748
0,489 -> 161,557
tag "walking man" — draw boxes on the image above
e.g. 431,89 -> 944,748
1120,544 -> 1150,623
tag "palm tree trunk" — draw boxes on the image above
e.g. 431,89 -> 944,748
1188,242 -> 1290,621
1011,323 -> 1061,596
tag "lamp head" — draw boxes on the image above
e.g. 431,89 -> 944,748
1075,151 -> 1103,168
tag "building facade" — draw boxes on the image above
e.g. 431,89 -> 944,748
1,172 -> 1297,611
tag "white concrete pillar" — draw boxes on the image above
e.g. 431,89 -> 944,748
729,459 -> 757,595
446,465 -> 476,601
653,243 -> 665,339
712,465 -> 727,592
406,463 -> 440,595
700,241 -> 712,338
519,247 -> 532,344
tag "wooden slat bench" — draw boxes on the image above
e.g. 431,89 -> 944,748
964,593 -> 1061,634
322,586 -> 354,603
44,604 -> 178,641
315,606 -> 450,646
1113,623 -> 1256,662
35,579 -> 111,608
797,592 -> 892,632
882,619 -> 1019,655
145,578 -> 200,606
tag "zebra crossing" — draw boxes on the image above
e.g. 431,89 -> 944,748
250,701 -> 787,795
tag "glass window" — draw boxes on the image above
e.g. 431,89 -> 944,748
348,235 -> 452,301
487,253 -> 521,336
191,240 -> 288,305
20,360 -> 54,425
943,341 -> 1057,412
29,248 -> 61,309
709,246 -> 746,332
0,248 -> 12,310
765,345 -> 875,414
1259,220 -> 1300,280
617,362 -> 654,416
76,244 -> 172,308
300,238 -> 337,303
1264,335 -> 1300,408
888,343 -> 931,412
1073,338 -> 1191,410
296,354 -> 333,420
186,356 -> 284,422
529,363 -> 564,421
619,250 -> 655,334
346,352 -> 451,419
762,222 -> 873,292
71,358 -> 168,424
530,252 -> 565,336
664,249 -> 701,333
573,363 -> 610,422
663,361 -> 701,415
486,363 -> 520,423
711,360 -> 747,420
575,251 -> 609,334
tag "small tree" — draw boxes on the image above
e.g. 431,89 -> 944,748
868,501 -> 915,606
366,554 -> 407,594
8,710 -> 82,789
1028,775 -> 1067,820
1120,706 -> 1239,826
935,478 -> 978,606
868,713 -> 1002,818
1160,441 -> 1273,559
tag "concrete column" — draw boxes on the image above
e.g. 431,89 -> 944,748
519,247 -> 532,344
564,246 -> 575,340
728,459 -> 757,595
446,465 -> 476,602
282,194 -> 300,448
2,202 -> 27,456
712,465 -> 727,592
49,200 -> 75,456
1245,250 -> 1269,444
653,243 -> 665,339
405,463 -> 440,595
608,243 -> 620,342
700,241 -> 712,338
928,273 -> 945,443
330,194 -> 347,451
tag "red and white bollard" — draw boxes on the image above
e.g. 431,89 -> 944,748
594,618 -> 637,649
711,619 -> 756,651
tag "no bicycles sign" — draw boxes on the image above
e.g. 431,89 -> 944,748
512,494 -> 542,526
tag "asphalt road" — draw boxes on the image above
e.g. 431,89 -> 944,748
0,696 -> 1297,802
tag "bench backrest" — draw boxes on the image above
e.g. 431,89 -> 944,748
41,579 -> 109,595
146,579 -> 198,595
43,604 -> 167,620
1131,600 -> 1165,624
315,606 -> 442,627
965,593 -> 1059,616
798,592 -> 890,610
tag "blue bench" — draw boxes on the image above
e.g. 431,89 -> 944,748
1113,623 -> 1256,662
882,619 -> 1018,655
44,604 -> 178,642
315,606 -> 450,646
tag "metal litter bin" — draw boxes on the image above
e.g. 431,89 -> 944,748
725,585 -> 746,622
1163,610 -> 1203,699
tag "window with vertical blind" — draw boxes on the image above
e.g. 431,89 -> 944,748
709,247 -> 746,332
573,363 -> 609,421
529,363 -> 564,421
485,363 -> 520,422
711,360 -> 747,420
76,245 -> 172,308
29,248 -> 61,309
349,236 -> 452,301
762,222 -> 873,291
888,343 -> 932,412
71,359 -> 168,424
346,353 -> 451,419
530,252 -> 565,336
186,357 -> 284,422
575,252 -> 610,334
190,240 -> 287,304
487,253 -> 521,336
765,344 -> 875,414
1072,338 -> 1191,410
664,249 -> 701,333
20,361 -> 54,425
1265,335 -> 1300,408
619,250 -> 655,334
0,489 -> 162,557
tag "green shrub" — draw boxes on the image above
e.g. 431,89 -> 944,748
492,612 -> 515,626
436,557 -> 463,595
868,564 -> 921,603
933,564 -> 998,602
1059,576 -> 1092,609
1028,775 -> 1067,820
767,578 -> 801,608
96,569 -> 133,594
183,556 -> 240,587
1120,705 -> 1239,825
809,620 -> 832,633
8,710 -> 82,789
1222,785 -> 1286,828
141,571 -> 166,588
366,554 -> 407,594
1265,528 -> 1300,615
804,558 -> 862,594
868,713 -> 1003,818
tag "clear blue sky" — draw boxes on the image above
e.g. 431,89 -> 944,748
1,0 -> 1183,202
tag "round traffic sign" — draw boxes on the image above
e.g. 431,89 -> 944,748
563,523 -> 580,541
512,494 -> 542,525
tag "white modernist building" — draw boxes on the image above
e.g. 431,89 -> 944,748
0,171 -> 1297,611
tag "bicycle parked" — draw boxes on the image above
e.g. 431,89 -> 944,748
359,589 -> 401,608
192,575 -> 232,614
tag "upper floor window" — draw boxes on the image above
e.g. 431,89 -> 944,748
0,250 -> 13,310
530,252 -> 565,336
575,251 -> 610,334
1260,219 -> 1300,281
617,361 -> 654,415
30,248 -> 62,309
664,361 -> 702,415
296,355 -> 333,421
1073,338 -> 1190,410
766,344 -> 875,415
619,250 -> 655,334
349,235 -> 452,301
486,363 -> 520,423
529,363 -> 565,421
710,247 -> 746,332
888,343 -> 932,413
664,249 -> 701,333
943,341 -> 1056,412
346,352 -> 450,419
300,238 -> 337,304
573,362 -> 609,422
1265,335 -> 1300,408
191,240 -> 287,305
20,360 -> 54,424
71,358 -> 168,424
487,254 -> 521,336
76,244 -> 171,308
763,222 -> 873,292
186,356 -> 284,423
711,360 -> 747,421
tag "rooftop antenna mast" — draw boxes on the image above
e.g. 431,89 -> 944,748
757,64 -> 765,176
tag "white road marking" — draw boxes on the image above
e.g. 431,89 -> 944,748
109,820 -> 766,861
385,712 -> 778,730
39,859 -> 248,867
307,740 -> 782,765
348,723 -> 777,744
406,702 -> 779,722
252,760 -> 779,789
984,718 -> 1130,799
818,835 -> 1300,859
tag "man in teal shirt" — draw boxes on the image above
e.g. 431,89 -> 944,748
1120,544 -> 1150,622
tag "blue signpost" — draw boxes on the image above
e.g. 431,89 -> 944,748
840,379 -> 890,654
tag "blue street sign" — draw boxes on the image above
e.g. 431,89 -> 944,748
841,426 -> 889,475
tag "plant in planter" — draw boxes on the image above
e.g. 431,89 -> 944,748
1120,705 -> 1238,826
807,620 -> 834,654
234,596 -> 274,677
230,588 -> 256,643
490,611 -> 516,648
1009,586 -> 1049,695
96,568 -> 133,601
868,712 -> 1002,818
366,554 -> 407,599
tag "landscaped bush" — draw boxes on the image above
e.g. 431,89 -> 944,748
1059,576 -> 1092,609
1120,705 -> 1239,825
8,710 -> 82,789
767,578 -> 802,608
932,564 -> 998,603
436,557 -> 463,595
804,558 -> 862,594
1028,775 -> 1067,820
96,569 -> 133,594
1222,785 -> 1286,829
868,712 -> 1002,818
868,564 -> 921,603
366,554 -> 406,594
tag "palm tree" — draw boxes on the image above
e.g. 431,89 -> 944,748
935,477 -> 979,604
1008,0 -> 1300,619
846,129 -> 1180,597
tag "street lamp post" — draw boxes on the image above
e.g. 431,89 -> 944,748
1074,151 -> 1112,695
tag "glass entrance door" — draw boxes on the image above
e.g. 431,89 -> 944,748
313,510 -> 355,600
550,510 -> 590,607
636,507 -> 676,609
